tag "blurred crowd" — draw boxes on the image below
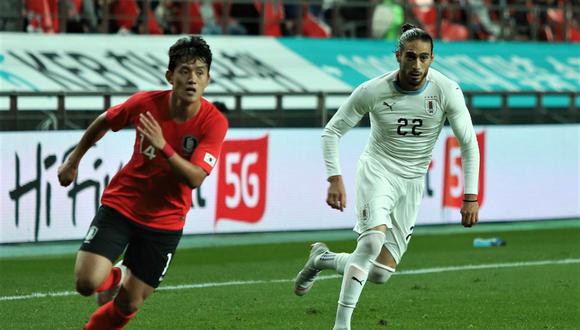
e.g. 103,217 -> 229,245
0,0 -> 578,41
410,0 -> 580,42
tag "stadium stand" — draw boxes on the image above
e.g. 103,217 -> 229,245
0,0 -> 577,41
0,0 -> 578,130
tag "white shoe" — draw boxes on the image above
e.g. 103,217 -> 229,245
96,260 -> 127,306
294,242 -> 329,296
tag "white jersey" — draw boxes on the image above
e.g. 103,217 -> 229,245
322,68 -> 480,194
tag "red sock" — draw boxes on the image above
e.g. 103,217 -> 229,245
95,267 -> 122,293
83,301 -> 136,330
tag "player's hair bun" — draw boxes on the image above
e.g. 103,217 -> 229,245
401,23 -> 417,33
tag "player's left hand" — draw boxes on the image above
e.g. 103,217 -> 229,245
460,201 -> 479,227
138,111 -> 166,149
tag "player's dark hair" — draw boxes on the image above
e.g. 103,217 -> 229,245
396,23 -> 433,53
168,36 -> 212,71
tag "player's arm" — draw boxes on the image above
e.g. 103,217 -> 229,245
58,112 -> 111,187
322,85 -> 372,212
58,93 -> 143,187
165,152 -> 208,189
139,111 -> 229,189
446,84 -> 480,227
137,111 -> 206,188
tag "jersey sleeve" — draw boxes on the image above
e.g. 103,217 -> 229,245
445,83 -> 480,194
190,113 -> 229,174
321,84 -> 373,178
105,92 -> 144,132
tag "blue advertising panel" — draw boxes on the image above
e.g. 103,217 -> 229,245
279,38 -> 579,107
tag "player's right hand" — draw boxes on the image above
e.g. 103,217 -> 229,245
326,175 -> 347,212
460,200 -> 479,227
57,161 -> 78,187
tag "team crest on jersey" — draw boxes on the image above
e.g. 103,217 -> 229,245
424,96 -> 440,115
359,203 -> 370,222
84,226 -> 98,243
182,135 -> 198,156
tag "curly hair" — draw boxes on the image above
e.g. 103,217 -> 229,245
168,36 -> 213,71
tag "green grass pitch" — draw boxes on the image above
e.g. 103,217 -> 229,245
1,221 -> 579,329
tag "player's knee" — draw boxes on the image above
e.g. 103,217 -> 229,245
74,264 -> 108,296
355,230 -> 385,258
367,260 -> 395,285
124,299 -> 144,314
115,288 -> 148,315
115,295 -> 144,314
75,277 -> 99,296
368,270 -> 391,284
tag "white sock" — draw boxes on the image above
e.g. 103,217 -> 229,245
335,264 -> 366,329
315,252 -> 351,274
334,230 -> 385,330
367,260 -> 395,284
319,253 -> 395,282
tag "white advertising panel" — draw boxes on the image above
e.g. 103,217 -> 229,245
1,125 -> 578,243
0,33 -> 351,110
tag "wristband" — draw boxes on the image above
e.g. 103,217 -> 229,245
463,199 -> 478,203
161,143 -> 175,159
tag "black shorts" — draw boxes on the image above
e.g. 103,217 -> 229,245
80,205 -> 182,288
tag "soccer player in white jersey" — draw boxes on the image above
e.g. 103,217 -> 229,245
293,23 -> 480,329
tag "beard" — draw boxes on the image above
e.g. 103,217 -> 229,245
407,71 -> 425,86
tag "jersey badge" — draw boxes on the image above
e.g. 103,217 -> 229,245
204,152 -> 217,167
424,96 -> 439,115
84,226 -> 98,244
182,135 -> 198,156
359,203 -> 370,222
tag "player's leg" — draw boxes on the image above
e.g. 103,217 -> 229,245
295,157 -> 393,296
367,248 -> 396,284
296,237 -> 369,295
333,224 -> 407,329
294,242 -> 331,296
374,246 -> 397,269
83,274 -> 154,330
334,226 -> 386,330
367,177 -> 424,286
295,241 -> 357,295
333,160 -> 400,330
75,206 -> 131,297
315,248 -> 351,275
75,251 -> 113,296
84,223 -> 181,329
298,235 -> 395,283
96,260 -> 128,306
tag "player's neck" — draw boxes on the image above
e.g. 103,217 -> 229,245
169,93 -> 201,122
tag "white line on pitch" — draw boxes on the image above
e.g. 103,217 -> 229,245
1,258 -> 579,302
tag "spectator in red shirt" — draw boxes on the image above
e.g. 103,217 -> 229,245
57,36 -> 228,330
25,0 -> 59,33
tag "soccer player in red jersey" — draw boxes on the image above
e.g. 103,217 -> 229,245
57,36 -> 228,329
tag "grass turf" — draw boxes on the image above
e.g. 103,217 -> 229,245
1,225 -> 579,329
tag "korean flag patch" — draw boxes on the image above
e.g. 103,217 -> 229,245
204,152 -> 217,167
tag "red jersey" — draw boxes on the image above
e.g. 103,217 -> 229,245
101,90 -> 228,231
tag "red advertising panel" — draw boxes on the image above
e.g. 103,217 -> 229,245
443,132 -> 486,208
215,136 -> 269,224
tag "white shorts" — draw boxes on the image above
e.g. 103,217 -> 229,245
353,156 -> 425,264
